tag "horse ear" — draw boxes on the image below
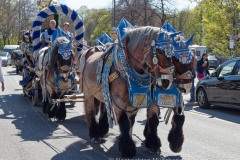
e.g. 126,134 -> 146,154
186,34 -> 194,46
156,32 -> 164,41
172,37 -> 179,48
169,31 -> 182,39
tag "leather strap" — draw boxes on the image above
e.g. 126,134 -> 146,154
87,71 -> 119,96
176,71 -> 192,80
159,65 -> 174,74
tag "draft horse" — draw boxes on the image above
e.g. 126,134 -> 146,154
143,34 -> 194,154
80,26 -> 181,158
31,3 -> 84,119
37,37 -> 75,120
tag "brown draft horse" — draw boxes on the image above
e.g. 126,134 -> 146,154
37,37 -> 74,120
143,34 -> 194,154
79,26 -> 183,158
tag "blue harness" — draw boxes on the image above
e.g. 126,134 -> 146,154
101,44 -> 182,128
54,38 -> 74,89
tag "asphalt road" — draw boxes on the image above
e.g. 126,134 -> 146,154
0,66 -> 240,160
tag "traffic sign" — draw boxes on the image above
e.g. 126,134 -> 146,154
230,40 -> 234,49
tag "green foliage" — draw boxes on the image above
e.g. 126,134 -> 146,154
83,9 -> 112,43
91,12 -> 112,40
199,0 -> 235,56
169,0 -> 239,57
79,0 -> 240,56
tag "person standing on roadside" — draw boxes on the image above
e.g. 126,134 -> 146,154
189,48 -> 197,102
0,58 -> 5,92
197,52 -> 210,80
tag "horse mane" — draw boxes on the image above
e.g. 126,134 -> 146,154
124,26 -> 161,55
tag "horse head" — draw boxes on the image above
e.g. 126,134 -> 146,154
172,34 -> 194,94
52,36 -> 73,81
124,27 -> 181,89
152,30 -> 181,89
125,26 -> 181,89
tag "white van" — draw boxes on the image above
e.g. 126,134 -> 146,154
3,45 -> 20,53
189,45 -> 207,60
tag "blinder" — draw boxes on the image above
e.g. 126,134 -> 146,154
172,35 -> 195,93
151,31 -> 180,88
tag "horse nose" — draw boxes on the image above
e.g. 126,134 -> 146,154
161,79 -> 171,89
178,83 -> 192,94
62,73 -> 68,80
156,78 -> 173,90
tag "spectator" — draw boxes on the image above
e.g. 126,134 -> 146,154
197,52 -> 210,80
44,19 -> 56,45
63,22 -> 74,41
189,48 -> 197,102
0,58 -> 5,92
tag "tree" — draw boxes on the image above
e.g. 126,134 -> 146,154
91,11 -> 112,40
83,9 -> 111,45
0,0 -> 38,47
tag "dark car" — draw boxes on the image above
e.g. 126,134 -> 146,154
208,55 -> 219,69
196,57 -> 240,109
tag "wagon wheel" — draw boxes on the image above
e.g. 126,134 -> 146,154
32,77 -> 38,106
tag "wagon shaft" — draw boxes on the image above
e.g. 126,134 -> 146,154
53,98 -> 85,103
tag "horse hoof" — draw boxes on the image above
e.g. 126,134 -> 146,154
91,137 -> 101,143
169,144 -> 182,153
148,148 -> 161,154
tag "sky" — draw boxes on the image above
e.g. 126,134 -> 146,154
62,0 -> 196,11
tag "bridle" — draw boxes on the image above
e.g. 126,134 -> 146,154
151,31 -> 176,88
172,41 -> 194,93
123,39 -> 155,74
57,54 -> 74,80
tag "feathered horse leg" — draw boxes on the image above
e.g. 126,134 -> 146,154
144,103 -> 161,153
84,96 -> 108,143
168,102 -> 185,153
97,102 -> 109,138
117,109 -> 137,158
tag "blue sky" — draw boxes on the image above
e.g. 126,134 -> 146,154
62,0 -> 196,11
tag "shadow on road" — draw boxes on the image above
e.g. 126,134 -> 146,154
6,68 -> 18,76
53,115 -> 164,159
185,102 -> 240,124
0,93 -> 182,159
0,94 -> 58,141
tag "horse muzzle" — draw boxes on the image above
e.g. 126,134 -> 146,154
156,74 -> 173,90
60,65 -> 71,72
156,65 -> 175,89
59,73 -> 69,81
178,83 -> 192,94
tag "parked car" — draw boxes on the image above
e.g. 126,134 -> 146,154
196,57 -> 240,109
0,51 -> 11,66
208,55 -> 219,69
2,45 -> 20,65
